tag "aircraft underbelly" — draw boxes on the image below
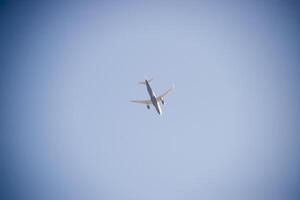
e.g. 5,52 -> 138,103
151,97 -> 161,114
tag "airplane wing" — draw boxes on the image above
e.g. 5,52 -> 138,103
130,99 -> 152,104
156,85 -> 174,102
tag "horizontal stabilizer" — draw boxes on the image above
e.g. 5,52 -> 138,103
138,78 -> 153,84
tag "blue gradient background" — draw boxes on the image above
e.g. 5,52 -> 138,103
1,1 -> 300,200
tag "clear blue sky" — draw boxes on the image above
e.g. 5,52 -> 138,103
1,1 -> 300,200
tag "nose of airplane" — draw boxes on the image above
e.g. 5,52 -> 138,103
157,106 -> 162,115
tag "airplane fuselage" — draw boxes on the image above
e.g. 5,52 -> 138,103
145,80 -> 162,115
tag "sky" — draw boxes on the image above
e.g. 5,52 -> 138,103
1,1 -> 300,200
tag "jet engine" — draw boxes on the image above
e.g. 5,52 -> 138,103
161,98 -> 164,105
147,105 -> 150,109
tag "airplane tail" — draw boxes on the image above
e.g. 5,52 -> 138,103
138,78 -> 153,84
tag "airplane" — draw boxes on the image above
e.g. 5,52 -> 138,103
131,79 -> 174,115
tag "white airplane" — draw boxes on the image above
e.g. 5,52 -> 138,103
131,79 -> 174,115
